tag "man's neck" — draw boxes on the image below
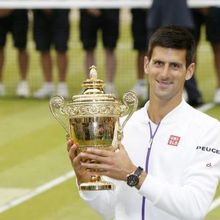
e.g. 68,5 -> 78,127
147,98 -> 182,124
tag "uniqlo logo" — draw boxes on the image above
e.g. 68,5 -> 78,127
168,135 -> 181,146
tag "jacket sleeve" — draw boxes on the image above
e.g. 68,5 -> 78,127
78,177 -> 120,220
139,123 -> 220,220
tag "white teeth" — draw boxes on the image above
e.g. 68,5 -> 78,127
156,80 -> 171,86
161,81 -> 171,84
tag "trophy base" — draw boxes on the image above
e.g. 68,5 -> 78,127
80,181 -> 114,191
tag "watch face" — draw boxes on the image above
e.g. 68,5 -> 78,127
127,174 -> 139,187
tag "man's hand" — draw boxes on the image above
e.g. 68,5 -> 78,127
87,9 -> 101,17
198,7 -> 209,16
67,139 -> 92,184
78,143 -> 136,182
0,9 -> 13,17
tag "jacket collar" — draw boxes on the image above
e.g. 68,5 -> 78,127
141,99 -> 189,125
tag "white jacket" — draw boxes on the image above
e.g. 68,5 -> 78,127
79,100 -> 220,220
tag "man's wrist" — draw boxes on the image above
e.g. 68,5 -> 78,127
135,171 -> 147,190
126,166 -> 145,187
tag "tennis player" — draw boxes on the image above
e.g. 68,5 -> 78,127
68,26 -> 220,220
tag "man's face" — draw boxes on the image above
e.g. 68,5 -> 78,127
144,46 -> 195,103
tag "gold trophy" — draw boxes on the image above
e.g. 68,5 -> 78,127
49,66 -> 138,191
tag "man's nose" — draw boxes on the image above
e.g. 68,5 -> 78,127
161,65 -> 169,77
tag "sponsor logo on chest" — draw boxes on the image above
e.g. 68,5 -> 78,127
196,146 -> 220,154
168,135 -> 181,146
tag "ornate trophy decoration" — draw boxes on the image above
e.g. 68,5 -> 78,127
49,66 -> 138,190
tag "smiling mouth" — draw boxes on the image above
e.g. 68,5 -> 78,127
157,80 -> 172,86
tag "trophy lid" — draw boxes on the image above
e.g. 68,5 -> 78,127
72,66 -> 116,101
69,66 -> 122,117
81,65 -> 105,95
49,65 -> 138,133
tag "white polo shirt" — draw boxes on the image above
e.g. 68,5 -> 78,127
79,100 -> 220,220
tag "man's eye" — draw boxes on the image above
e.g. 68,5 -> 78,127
171,63 -> 180,69
154,61 -> 162,66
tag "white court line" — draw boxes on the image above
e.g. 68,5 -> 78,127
0,171 -> 75,213
0,102 -> 218,214
197,102 -> 215,113
209,197 -> 220,212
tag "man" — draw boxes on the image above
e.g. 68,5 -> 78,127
0,9 -> 29,97
68,26 -> 220,220
79,9 -> 120,94
33,9 -> 70,99
130,9 -> 148,101
192,7 -> 220,104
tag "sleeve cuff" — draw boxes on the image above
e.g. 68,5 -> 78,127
75,178 -> 99,201
79,190 -> 100,201
139,174 -> 165,205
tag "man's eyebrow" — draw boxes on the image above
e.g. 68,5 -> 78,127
169,62 -> 183,66
152,58 -> 163,62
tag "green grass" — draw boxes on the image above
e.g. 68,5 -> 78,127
0,179 -> 103,220
0,99 -> 69,187
207,106 -> 220,120
0,12 -> 220,220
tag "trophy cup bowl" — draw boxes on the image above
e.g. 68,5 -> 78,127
49,66 -> 138,190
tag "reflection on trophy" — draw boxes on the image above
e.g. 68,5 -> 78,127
49,66 -> 138,190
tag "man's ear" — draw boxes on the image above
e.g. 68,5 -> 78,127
185,63 -> 195,81
144,56 -> 150,75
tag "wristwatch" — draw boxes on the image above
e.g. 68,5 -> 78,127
127,166 -> 143,187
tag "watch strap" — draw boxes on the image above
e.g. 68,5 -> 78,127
134,166 -> 143,177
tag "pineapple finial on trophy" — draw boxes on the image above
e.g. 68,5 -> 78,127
82,65 -> 105,94
89,65 -> 97,80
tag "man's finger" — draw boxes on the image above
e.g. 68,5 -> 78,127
86,147 -> 113,156
68,144 -> 78,160
67,139 -> 74,152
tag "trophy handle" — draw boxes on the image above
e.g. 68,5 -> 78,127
121,91 -> 138,129
49,96 -> 70,135
117,91 -> 138,141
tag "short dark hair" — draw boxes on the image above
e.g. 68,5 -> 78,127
147,26 -> 196,67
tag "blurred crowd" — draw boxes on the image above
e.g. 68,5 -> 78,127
0,3 -> 220,107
